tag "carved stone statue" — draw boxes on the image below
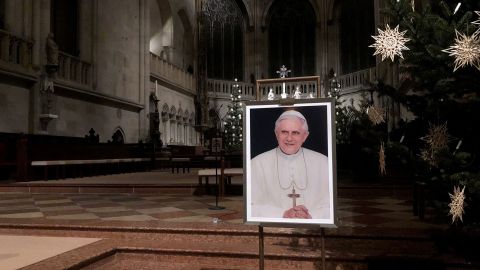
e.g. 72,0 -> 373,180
293,87 -> 301,99
267,88 -> 275,100
46,33 -> 59,66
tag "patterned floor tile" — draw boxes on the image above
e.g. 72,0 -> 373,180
340,214 -> 397,226
149,211 -> 195,219
136,207 -> 183,215
341,206 -> 394,215
45,213 -> 98,220
42,209 -> 89,217
85,206 -> 130,213
37,205 -> 83,211
163,215 -> 213,223
78,202 -> 120,208
94,211 -> 143,218
35,202 -> 77,208
0,203 -> 36,210
102,215 -> 157,221
0,208 -> 40,215
0,212 -> 43,218
0,198 -> 34,204
189,208 -> 235,215
34,199 -> 73,205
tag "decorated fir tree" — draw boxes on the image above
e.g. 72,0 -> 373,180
379,0 -> 480,225
223,79 -> 243,151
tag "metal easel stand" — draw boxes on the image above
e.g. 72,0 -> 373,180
209,148 -> 225,210
258,226 -> 327,270
259,226 -> 264,270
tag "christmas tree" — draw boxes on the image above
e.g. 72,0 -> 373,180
223,79 -> 243,151
327,71 -> 358,144
380,0 -> 480,225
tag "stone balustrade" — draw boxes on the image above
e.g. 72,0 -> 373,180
337,67 -> 377,93
207,79 -> 255,99
0,29 -> 33,69
58,51 -> 92,86
150,53 -> 195,95
257,80 -> 319,100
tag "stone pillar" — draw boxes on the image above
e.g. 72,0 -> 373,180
138,0 -> 150,143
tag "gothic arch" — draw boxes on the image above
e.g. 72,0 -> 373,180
161,103 -> 170,120
178,8 -> 194,69
169,105 -> 176,116
162,103 -> 169,113
327,0 -> 339,22
190,112 -> 195,124
155,0 -> 172,26
150,0 -> 174,56
177,108 -> 184,121
111,127 -> 125,144
235,0 -> 253,28
261,0 -> 320,29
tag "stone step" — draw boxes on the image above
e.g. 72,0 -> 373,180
3,221 -> 476,270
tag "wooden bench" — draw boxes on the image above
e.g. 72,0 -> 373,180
197,167 -> 243,196
170,157 -> 191,173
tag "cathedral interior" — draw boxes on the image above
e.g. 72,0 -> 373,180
0,0 -> 479,269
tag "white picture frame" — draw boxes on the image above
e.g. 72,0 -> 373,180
244,99 -> 337,227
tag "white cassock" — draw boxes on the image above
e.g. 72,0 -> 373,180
251,147 -> 330,219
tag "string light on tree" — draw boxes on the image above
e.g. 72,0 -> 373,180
369,24 -> 410,61
223,78 -> 243,151
328,71 -> 350,144
442,30 -> 480,72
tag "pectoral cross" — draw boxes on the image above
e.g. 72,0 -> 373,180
288,187 -> 300,208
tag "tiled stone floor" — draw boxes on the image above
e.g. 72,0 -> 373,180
0,170 -> 469,269
0,191 -> 436,229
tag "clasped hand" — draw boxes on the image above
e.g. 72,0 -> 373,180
282,205 -> 312,219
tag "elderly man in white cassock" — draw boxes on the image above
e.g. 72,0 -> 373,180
251,110 -> 330,219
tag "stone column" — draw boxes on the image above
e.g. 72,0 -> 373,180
138,0 -> 150,143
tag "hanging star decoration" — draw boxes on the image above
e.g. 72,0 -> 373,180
379,141 -> 386,176
420,122 -> 451,166
442,30 -> 480,71
369,24 -> 410,61
448,186 -> 466,224
472,11 -> 480,31
366,105 -> 385,125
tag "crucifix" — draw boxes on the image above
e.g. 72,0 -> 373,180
276,65 -> 291,99
287,187 -> 300,208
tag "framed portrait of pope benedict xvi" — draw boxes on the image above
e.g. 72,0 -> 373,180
244,99 -> 337,227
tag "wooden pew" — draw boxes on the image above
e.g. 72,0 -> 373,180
10,134 -> 153,181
